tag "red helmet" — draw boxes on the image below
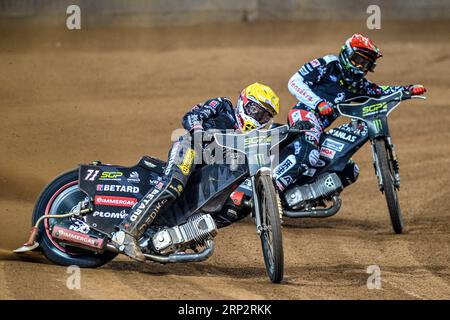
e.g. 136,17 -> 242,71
339,34 -> 383,82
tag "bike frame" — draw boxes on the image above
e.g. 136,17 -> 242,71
337,91 -> 426,190
214,126 -> 289,234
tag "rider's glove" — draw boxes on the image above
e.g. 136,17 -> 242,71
405,84 -> 427,96
317,101 -> 334,116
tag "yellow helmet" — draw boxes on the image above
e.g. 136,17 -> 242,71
235,82 -> 280,133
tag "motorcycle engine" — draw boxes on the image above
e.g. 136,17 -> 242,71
284,173 -> 343,210
151,213 -> 217,254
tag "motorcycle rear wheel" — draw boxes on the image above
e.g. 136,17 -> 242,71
33,169 -> 117,267
256,174 -> 284,283
375,139 -> 404,234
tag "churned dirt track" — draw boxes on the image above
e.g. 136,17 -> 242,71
0,20 -> 449,299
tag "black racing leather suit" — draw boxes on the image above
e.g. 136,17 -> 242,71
118,97 -> 244,239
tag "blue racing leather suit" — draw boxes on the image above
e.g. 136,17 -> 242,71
274,54 -> 407,191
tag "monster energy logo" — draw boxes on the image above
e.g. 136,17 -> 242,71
255,154 -> 265,166
374,119 -> 383,131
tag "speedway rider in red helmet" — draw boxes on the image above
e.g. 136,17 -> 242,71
273,34 -> 427,191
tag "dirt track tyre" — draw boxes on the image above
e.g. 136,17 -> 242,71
374,139 -> 404,234
256,174 -> 284,283
33,169 -> 117,267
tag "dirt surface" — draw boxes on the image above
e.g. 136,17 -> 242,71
0,20 -> 449,299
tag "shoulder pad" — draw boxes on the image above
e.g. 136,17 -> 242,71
306,55 -> 335,69
204,98 -> 223,108
219,97 -> 233,106
322,54 -> 339,65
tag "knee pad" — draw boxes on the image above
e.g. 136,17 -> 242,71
166,179 -> 185,199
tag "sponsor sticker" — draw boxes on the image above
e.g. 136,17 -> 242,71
299,66 -> 309,76
96,184 -> 140,194
156,181 -> 164,190
68,219 -> 90,234
323,138 -> 345,152
279,176 -> 294,187
93,210 -> 128,219
320,147 -> 336,159
308,149 -> 320,166
310,59 -> 320,67
52,226 -> 104,249
329,129 -> 357,143
238,178 -> 253,191
294,141 -> 302,155
178,148 -> 195,176
127,171 -> 140,183
289,80 -> 315,102
94,195 -> 137,207
165,142 -> 180,175
208,100 -> 219,108
149,177 -> 163,186
274,155 -> 296,178
129,187 -> 162,222
99,171 -> 123,181
84,169 -> 100,181
362,102 -> 387,116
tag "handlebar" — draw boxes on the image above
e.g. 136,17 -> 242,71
288,127 -> 312,135
339,90 -> 426,106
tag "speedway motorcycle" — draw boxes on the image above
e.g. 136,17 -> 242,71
234,91 -> 426,234
14,127 -> 298,283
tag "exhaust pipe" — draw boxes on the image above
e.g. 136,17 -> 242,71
283,195 -> 341,218
141,240 -> 215,263
14,211 -> 84,253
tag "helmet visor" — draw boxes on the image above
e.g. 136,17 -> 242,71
244,101 -> 272,124
350,51 -> 376,72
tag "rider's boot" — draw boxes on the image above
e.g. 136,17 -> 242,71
111,181 -> 181,262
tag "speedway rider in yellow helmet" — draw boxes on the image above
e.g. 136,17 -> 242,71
235,83 -> 279,132
112,82 -> 279,261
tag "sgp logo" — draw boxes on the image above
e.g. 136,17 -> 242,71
100,172 -> 123,180
362,102 -> 387,116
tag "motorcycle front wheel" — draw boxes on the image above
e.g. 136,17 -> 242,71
374,139 -> 404,234
256,174 -> 284,283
